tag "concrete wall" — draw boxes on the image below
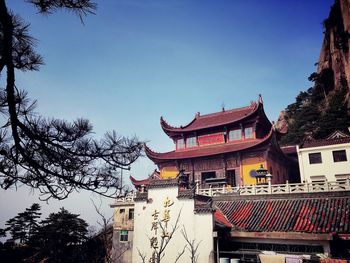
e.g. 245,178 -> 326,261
112,230 -> 133,263
297,143 -> 350,182
111,203 -> 134,263
132,186 -> 214,263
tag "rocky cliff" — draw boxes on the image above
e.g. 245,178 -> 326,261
318,0 -> 350,109
276,0 -> 350,144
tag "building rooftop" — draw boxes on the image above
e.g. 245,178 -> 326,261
214,191 -> 350,234
160,96 -> 267,137
300,130 -> 350,149
145,127 -> 274,162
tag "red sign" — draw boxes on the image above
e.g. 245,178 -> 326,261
198,133 -> 224,146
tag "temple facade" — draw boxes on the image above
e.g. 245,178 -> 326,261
145,96 -> 295,187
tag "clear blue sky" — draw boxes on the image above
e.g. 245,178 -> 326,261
0,0 -> 334,232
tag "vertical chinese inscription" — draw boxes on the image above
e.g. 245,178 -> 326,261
149,197 -> 174,263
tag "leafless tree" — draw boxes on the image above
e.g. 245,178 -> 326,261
154,208 -> 182,263
137,247 -> 147,263
181,227 -> 202,263
91,198 -> 113,263
0,0 -> 143,200
174,245 -> 186,263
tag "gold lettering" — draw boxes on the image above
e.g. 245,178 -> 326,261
163,197 -> 174,207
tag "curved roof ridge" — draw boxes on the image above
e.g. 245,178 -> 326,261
145,126 -> 274,163
160,100 -> 262,137
160,115 -> 197,130
198,103 -> 256,119
144,143 -> 175,159
130,175 -> 149,186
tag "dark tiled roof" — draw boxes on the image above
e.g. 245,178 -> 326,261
300,131 -> 350,149
281,145 -> 297,155
134,192 -> 148,202
215,195 -> 350,234
145,128 -> 273,163
177,189 -> 195,199
160,101 -> 261,137
195,203 -> 213,214
147,178 -> 179,189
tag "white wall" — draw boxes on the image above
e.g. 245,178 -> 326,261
297,143 -> 350,182
132,186 -> 214,263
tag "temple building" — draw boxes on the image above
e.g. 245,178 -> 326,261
144,96 -> 296,187
111,96 -> 350,262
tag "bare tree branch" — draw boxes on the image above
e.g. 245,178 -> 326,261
137,247 -> 147,263
174,245 -> 186,263
181,227 -> 202,263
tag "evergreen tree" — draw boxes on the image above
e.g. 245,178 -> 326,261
4,203 -> 41,243
34,207 -> 89,262
0,0 -> 143,201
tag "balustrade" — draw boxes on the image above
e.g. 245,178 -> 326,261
112,181 -> 350,203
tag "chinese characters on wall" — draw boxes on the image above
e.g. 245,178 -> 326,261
149,197 -> 174,263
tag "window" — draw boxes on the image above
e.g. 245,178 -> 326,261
128,208 -> 134,220
333,150 -> 347,162
201,171 -> 216,182
310,175 -> 326,183
119,209 -> 125,214
244,127 -> 253,139
309,152 -> 322,164
229,129 -> 242,141
186,136 -> 197,148
335,174 -> 350,182
120,230 -> 128,242
177,138 -> 185,149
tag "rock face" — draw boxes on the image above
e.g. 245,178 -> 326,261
318,0 -> 350,108
276,0 -> 350,134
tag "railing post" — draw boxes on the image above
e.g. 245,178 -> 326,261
286,180 -> 290,193
267,177 -> 272,194
209,185 -> 212,196
195,181 -> 199,195
305,182 -> 309,193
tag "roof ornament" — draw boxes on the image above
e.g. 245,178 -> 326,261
258,94 -> 263,104
221,103 -> 225,112
195,112 -> 200,118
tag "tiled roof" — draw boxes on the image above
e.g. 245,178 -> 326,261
300,136 -> 350,148
145,128 -> 274,163
147,178 -> 179,189
130,175 -> 150,187
215,194 -> 350,234
281,145 -> 297,155
214,210 -> 231,228
130,170 -> 160,187
160,101 -> 262,137
177,189 -> 195,199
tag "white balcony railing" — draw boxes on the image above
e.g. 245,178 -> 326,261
196,180 -> 350,197
111,180 -> 350,204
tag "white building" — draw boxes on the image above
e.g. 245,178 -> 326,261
131,179 -> 215,263
297,130 -> 350,183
